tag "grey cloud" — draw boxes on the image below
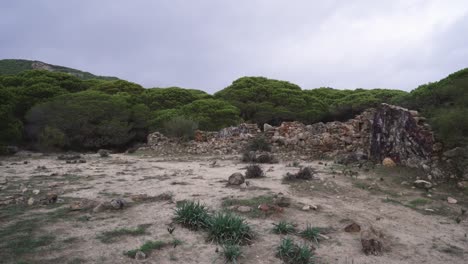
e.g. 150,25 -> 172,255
1,0 -> 467,93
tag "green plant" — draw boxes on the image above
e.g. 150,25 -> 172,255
408,198 -> 431,207
272,221 -> 296,234
300,225 -> 321,245
207,212 -> 253,244
245,164 -> 265,178
276,237 -> 315,264
97,224 -> 150,243
163,116 -> 198,140
173,201 -> 211,230
222,243 -> 242,263
124,240 -> 166,258
247,136 -> 271,152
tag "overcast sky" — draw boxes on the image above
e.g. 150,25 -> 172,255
1,0 -> 468,93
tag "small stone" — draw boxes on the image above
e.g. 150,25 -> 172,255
0,177 -> 7,185
228,172 -> 245,185
413,180 -> 433,189
22,188 -> 28,193
447,197 -> 457,204
237,206 -> 252,213
70,201 -> 84,211
302,205 -> 311,211
110,198 -> 125,209
135,250 -> 146,260
93,202 -> 106,213
97,149 -> 110,158
33,189 -> 40,195
27,197 -> 35,206
457,181 -> 468,189
345,222 -> 361,233
258,204 -> 270,212
382,157 -> 396,167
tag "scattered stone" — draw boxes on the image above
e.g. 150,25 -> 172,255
97,149 -> 110,158
237,206 -> 252,213
263,123 -> 274,131
228,172 -> 245,185
258,204 -> 270,212
110,198 -> 125,209
27,197 -> 35,206
93,202 -> 106,213
22,188 -> 28,193
457,181 -> 468,189
361,227 -> 384,256
32,189 -> 40,195
413,180 -> 433,189
447,197 -> 458,204
135,250 -> 146,260
382,157 -> 396,167
274,196 -> 291,207
345,222 -> 361,233
443,147 -> 465,158
302,205 -> 311,211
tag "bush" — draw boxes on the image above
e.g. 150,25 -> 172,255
272,221 -> 296,234
207,212 -> 253,244
163,116 -> 198,140
276,237 -> 315,264
256,153 -> 278,164
245,164 -> 265,178
222,243 -> 242,263
284,167 -> 316,181
173,201 -> 211,230
37,126 -> 67,151
247,136 -> 271,152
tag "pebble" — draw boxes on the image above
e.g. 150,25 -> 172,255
27,197 -> 35,206
447,197 -> 458,204
302,205 -> 311,211
135,250 -> 146,260
237,206 -> 252,213
33,189 -> 40,195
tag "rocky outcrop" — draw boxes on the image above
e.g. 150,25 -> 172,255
144,103 -> 452,180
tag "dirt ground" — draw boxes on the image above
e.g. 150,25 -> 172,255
0,151 -> 467,264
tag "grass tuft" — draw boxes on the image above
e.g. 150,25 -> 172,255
124,240 -> 166,258
276,237 -> 315,264
299,225 -> 322,245
222,243 -> 242,263
207,212 -> 253,244
97,224 -> 151,243
173,201 -> 211,230
272,221 -> 296,234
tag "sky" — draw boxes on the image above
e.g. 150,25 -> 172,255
1,0 -> 468,93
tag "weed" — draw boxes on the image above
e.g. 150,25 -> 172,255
276,237 -> 315,264
299,225 -> 321,245
245,164 -> 265,178
408,198 -> 431,207
272,221 -> 296,234
173,201 -> 211,230
283,167 -> 316,181
247,136 -> 271,152
222,243 -> 242,263
207,212 -> 253,244
124,240 -> 166,258
97,224 -> 151,243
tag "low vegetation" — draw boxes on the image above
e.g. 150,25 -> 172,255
207,212 -> 253,244
246,136 -> 271,152
124,240 -> 166,258
272,221 -> 296,234
173,201 -> 211,230
283,167 -> 316,181
245,164 -> 265,178
299,225 -> 322,245
276,237 -> 316,264
222,243 -> 242,263
97,224 -> 151,243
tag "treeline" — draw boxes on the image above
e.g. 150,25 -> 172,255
0,68 -> 466,152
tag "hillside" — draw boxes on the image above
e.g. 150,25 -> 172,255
0,59 -> 118,80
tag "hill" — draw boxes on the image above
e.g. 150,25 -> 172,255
0,59 -> 118,80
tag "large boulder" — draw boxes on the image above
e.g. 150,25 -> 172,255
228,172 -> 245,185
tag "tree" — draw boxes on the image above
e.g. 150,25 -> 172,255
181,99 -> 241,131
91,80 -> 144,95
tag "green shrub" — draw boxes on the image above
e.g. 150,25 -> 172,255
276,237 -> 315,264
245,164 -> 265,178
124,240 -> 166,258
207,212 -> 253,244
247,136 -> 271,152
272,221 -> 296,234
163,116 -> 198,140
173,201 -> 210,230
299,225 -> 322,245
222,243 -> 242,263
38,126 -> 67,151
97,224 -> 150,243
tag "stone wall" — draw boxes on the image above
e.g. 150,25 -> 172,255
144,103 -> 452,180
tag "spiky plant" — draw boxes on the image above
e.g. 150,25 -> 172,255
276,237 -> 315,264
222,243 -> 242,263
272,221 -> 296,234
299,225 -> 321,245
173,201 -> 211,230
207,212 -> 253,244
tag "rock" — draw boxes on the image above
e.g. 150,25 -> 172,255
228,172 -> 245,185
382,157 -> 396,167
413,180 -> 433,189
70,201 -> 84,211
57,153 -> 81,160
135,250 -> 146,260
32,189 -> 40,195
274,196 -> 291,207
263,123 -> 274,131
237,206 -> 252,213
361,228 -> 384,256
0,177 -> 7,185
258,204 -> 270,212
97,149 -> 110,158
45,192 -> 58,204
345,222 -> 361,233
302,205 -> 311,211
110,198 -> 125,209
443,147 -> 465,158
27,197 -> 35,206
447,197 -> 457,204
457,181 -> 468,189
93,202 -> 106,213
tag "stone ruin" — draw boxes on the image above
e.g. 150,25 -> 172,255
144,103 -> 463,181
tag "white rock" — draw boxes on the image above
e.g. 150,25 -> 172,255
447,197 -> 457,204
27,197 -> 35,206
33,189 -> 40,195
237,206 -> 252,213
135,250 -> 146,260
302,205 -> 311,211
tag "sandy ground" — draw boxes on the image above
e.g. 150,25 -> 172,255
0,152 -> 467,264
